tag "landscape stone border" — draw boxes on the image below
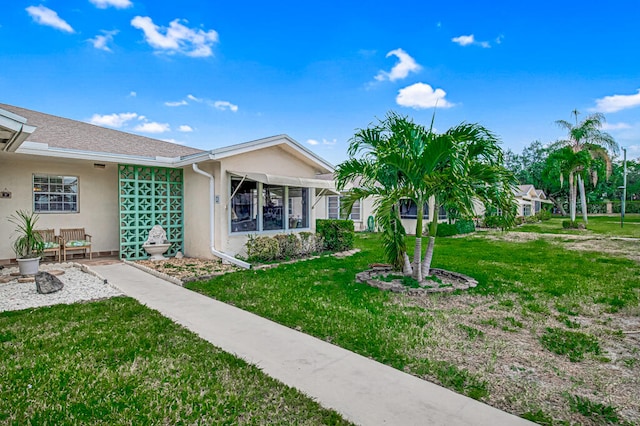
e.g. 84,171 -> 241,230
355,266 -> 478,295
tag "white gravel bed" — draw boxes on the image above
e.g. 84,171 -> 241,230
0,263 -> 123,313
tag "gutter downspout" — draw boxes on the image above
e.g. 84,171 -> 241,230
192,163 -> 251,269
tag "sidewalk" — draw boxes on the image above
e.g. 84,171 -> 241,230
93,263 -> 533,426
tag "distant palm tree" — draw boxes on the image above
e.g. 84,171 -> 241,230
553,110 -> 618,223
336,112 -> 516,283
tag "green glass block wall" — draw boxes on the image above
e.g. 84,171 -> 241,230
118,165 -> 184,260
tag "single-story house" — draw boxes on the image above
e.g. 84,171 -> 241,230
0,103 -> 337,267
315,175 -> 453,235
514,184 -> 552,216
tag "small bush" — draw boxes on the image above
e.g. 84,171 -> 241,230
246,235 -> 280,262
316,219 -> 354,251
436,223 -> 458,237
483,214 -> 505,228
524,215 -> 538,223
539,327 -> 601,362
535,209 -> 552,221
455,219 -> 475,234
562,220 -> 586,229
514,216 -> 525,225
273,234 -> 301,259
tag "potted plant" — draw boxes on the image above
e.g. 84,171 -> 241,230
8,210 -> 44,275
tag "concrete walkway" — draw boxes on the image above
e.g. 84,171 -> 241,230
93,263 -> 533,426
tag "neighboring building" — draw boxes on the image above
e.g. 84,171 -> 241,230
0,104 -> 336,265
514,184 -> 552,216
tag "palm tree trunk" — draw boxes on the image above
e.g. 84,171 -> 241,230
548,196 -> 567,216
577,174 -> 588,224
412,200 -> 423,282
421,236 -> 435,277
412,237 -> 422,282
403,252 -> 412,275
569,172 -> 576,222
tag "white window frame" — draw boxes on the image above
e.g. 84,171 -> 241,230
230,179 -> 311,234
33,174 -> 79,214
327,196 -> 362,221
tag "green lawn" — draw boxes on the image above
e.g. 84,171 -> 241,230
0,297 -> 349,425
187,227 -> 640,425
518,214 -> 640,238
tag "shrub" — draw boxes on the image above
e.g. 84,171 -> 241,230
514,216 -> 525,225
455,219 -> 475,235
483,215 -> 505,229
273,234 -> 301,259
246,235 -> 280,262
436,223 -> 458,237
562,220 -> 586,229
535,209 -> 552,221
316,219 -> 354,251
524,215 -> 538,224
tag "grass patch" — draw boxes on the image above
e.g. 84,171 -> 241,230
518,214 -> 640,238
567,394 -> 622,424
539,327 -> 601,362
0,298 -> 349,425
186,231 -> 640,422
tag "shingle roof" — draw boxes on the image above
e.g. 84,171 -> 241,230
0,103 -> 204,158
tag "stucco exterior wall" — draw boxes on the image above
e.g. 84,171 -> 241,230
0,153 -> 119,261
219,147 -> 325,257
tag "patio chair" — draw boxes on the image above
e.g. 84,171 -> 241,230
59,228 -> 92,261
36,229 -> 61,262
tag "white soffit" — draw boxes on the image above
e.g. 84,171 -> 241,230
0,108 -> 37,152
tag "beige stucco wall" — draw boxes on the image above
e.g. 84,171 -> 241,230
220,147 -> 326,256
0,153 -> 119,261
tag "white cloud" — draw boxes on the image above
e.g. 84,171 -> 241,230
187,94 -> 202,102
89,112 -> 138,128
134,121 -> 170,133
162,138 -> 184,144
26,5 -> 74,33
375,48 -> 421,82
213,101 -> 238,112
89,30 -> 118,52
307,139 -> 319,146
89,0 -> 133,9
601,122 -> 632,131
322,138 -> 337,145
452,34 -> 490,48
593,89 -> 640,113
129,91 -> 137,97
396,83 -> 454,109
164,100 -> 188,107
178,125 -> 193,132
130,16 -> 219,57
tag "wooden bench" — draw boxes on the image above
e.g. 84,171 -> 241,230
36,229 -> 61,262
59,228 -> 92,261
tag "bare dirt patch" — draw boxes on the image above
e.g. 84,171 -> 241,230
395,293 -> 640,425
480,232 -> 640,263
136,257 -> 238,282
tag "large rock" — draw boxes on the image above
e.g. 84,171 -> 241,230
35,271 -> 64,294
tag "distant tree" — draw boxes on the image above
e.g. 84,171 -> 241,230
552,110 -> 618,223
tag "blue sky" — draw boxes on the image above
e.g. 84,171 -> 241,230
2,0 -> 639,165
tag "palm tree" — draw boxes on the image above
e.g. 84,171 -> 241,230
336,112 -> 516,283
544,147 -> 592,222
554,110 -> 618,223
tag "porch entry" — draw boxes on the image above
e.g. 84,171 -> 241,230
118,165 -> 184,260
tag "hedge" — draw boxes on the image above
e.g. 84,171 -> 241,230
316,219 -> 354,252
